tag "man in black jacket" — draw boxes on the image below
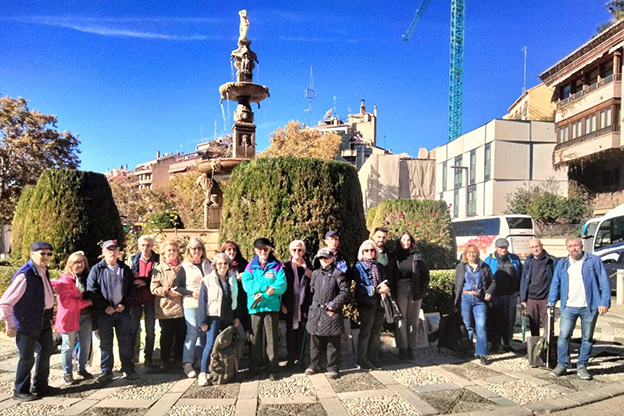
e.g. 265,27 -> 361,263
313,230 -> 352,280
520,238 -> 557,336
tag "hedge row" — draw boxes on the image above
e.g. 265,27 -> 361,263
220,157 -> 368,262
12,169 -> 124,268
368,199 -> 456,270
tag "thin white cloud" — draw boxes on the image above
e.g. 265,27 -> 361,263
278,36 -> 362,43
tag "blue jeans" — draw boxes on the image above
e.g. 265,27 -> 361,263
15,325 -> 54,394
557,306 -> 599,367
131,304 -> 155,361
200,316 -> 232,373
61,314 -> 93,375
183,307 -> 205,364
97,312 -> 135,374
461,294 -> 488,357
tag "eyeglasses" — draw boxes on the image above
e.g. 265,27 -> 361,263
363,248 -> 375,253
189,247 -> 203,251
291,248 -> 303,252
256,247 -> 271,252
39,252 -> 53,257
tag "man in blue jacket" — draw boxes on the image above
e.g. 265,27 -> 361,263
520,238 -> 557,336
484,238 -> 522,352
549,237 -> 610,380
87,240 -> 137,382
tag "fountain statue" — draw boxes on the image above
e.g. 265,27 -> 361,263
196,10 -> 270,228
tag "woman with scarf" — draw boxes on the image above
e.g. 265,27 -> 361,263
51,251 -> 93,386
280,240 -> 313,368
150,240 -> 185,372
354,239 -> 389,371
391,231 -> 430,361
219,241 -> 250,335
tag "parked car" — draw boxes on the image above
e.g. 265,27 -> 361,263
599,248 -> 624,293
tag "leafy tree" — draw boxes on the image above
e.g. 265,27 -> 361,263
0,96 -> 80,222
261,121 -> 342,160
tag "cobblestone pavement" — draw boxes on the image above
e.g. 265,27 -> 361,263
2,310 -> 624,416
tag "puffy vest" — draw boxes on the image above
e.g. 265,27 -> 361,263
12,260 -> 49,333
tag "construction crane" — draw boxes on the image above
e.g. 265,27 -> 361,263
403,0 -> 465,142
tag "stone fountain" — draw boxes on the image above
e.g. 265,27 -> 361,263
195,10 -> 270,228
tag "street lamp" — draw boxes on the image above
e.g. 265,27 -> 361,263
450,165 -> 469,219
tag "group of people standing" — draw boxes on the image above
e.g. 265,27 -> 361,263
454,236 -> 610,380
1,229 -> 611,402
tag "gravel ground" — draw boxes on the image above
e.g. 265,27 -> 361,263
386,366 -> 450,387
183,383 -> 240,399
418,388 -> 498,414
108,378 -> 176,400
0,378 -> 15,394
85,408 -> 147,416
330,372 -> 385,393
342,395 -> 421,416
0,403 -> 68,416
485,379 -> 564,405
258,375 -> 316,398
257,403 -> 326,416
166,405 -> 234,416
488,353 -> 531,372
442,362 -> 500,380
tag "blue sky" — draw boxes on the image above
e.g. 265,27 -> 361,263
0,1 -> 613,173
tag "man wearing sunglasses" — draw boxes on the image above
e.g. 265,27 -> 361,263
313,230 -> 352,281
242,238 -> 287,381
0,241 -> 57,401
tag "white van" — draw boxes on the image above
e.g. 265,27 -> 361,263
452,215 -> 535,260
584,203 -> 624,256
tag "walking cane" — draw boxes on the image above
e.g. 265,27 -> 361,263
298,330 -> 307,370
546,305 -> 554,369
521,305 -> 526,343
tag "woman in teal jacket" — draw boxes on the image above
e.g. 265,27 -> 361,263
241,238 -> 287,381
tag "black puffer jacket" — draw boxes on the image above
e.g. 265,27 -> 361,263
306,264 -> 350,337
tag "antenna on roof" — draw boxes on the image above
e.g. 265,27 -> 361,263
303,66 -> 318,126
521,46 -> 528,94
200,124 -> 204,142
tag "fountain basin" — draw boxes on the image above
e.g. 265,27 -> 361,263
219,82 -> 269,103
197,158 -> 249,177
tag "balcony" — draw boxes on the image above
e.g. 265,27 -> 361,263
553,124 -> 621,164
556,74 -> 621,121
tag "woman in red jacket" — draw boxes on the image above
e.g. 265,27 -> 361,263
51,251 -> 93,386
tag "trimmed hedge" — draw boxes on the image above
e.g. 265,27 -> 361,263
10,184 -> 36,259
365,207 -> 377,230
423,269 -> 455,315
220,157 -> 368,262
13,169 -> 124,268
368,199 -> 456,270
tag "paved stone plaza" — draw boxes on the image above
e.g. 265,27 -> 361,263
2,310 -> 624,416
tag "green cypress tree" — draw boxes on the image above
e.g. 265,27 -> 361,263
220,157 -> 368,262
17,169 -> 124,268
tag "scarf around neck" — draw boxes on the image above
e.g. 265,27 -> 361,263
361,258 -> 381,287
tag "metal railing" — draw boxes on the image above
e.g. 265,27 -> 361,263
557,73 -> 622,109
555,123 -> 620,150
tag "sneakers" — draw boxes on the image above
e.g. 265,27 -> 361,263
124,371 -> 139,380
12,393 -> 36,402
184,363 -> 197,378
197,372 -> 209,386
305,367 -> 316,376
97,371 -> 114,382
577,366 -> 593,380
328,370 -> 339,379
479,356 -> 489,366
63,374 -> 76,386
78,370 -> 94,380
268,372 -> 278,381
551,364 -> 567,377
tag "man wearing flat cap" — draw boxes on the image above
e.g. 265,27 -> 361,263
313,230 -> 352,280
87,240 -> 137,381
484,238 -> 522,352
0,241 -> 57,401
242,238 -> 287,381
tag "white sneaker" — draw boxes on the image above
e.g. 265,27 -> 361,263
184,363 -> 197,378
197,372 -> 208,386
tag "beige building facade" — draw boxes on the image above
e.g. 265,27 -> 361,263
435,119 -> 567,219
503,83 -> 556,121
539,19 -> 624,214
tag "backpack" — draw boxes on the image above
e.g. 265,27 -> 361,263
437,311 -> 471,353
209,326 -> 242,385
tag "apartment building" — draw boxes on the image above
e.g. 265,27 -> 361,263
539,19 -> 624,214
435,119 -> 567,219
503,83 -> 556,121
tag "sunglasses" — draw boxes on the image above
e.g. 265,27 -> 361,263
256,247 -> 271,252
189,247 -> 203,251
291,248 -> 303,252
39,252 -> 53,257
363,248 -> 376,253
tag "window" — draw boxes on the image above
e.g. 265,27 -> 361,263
506,217 -> 534,230
586,68 -> 599,86
469,150 -> 476,185
602,168 -> 620,188
602,61 -> 614,79
600,108 -> 612,128
467,185 -> 476,216
454,155 -> 463,189
442,161 -> 447,192
573,78 -> 584,94
572,120 -> 582,139
453,218 -> 501,237
585,114 -> 596,134
484,143 -> 491,181
596,217 -> 624,249
560,84 -> 571,100
559,126 -> 569,143
453,190 -> 459,218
